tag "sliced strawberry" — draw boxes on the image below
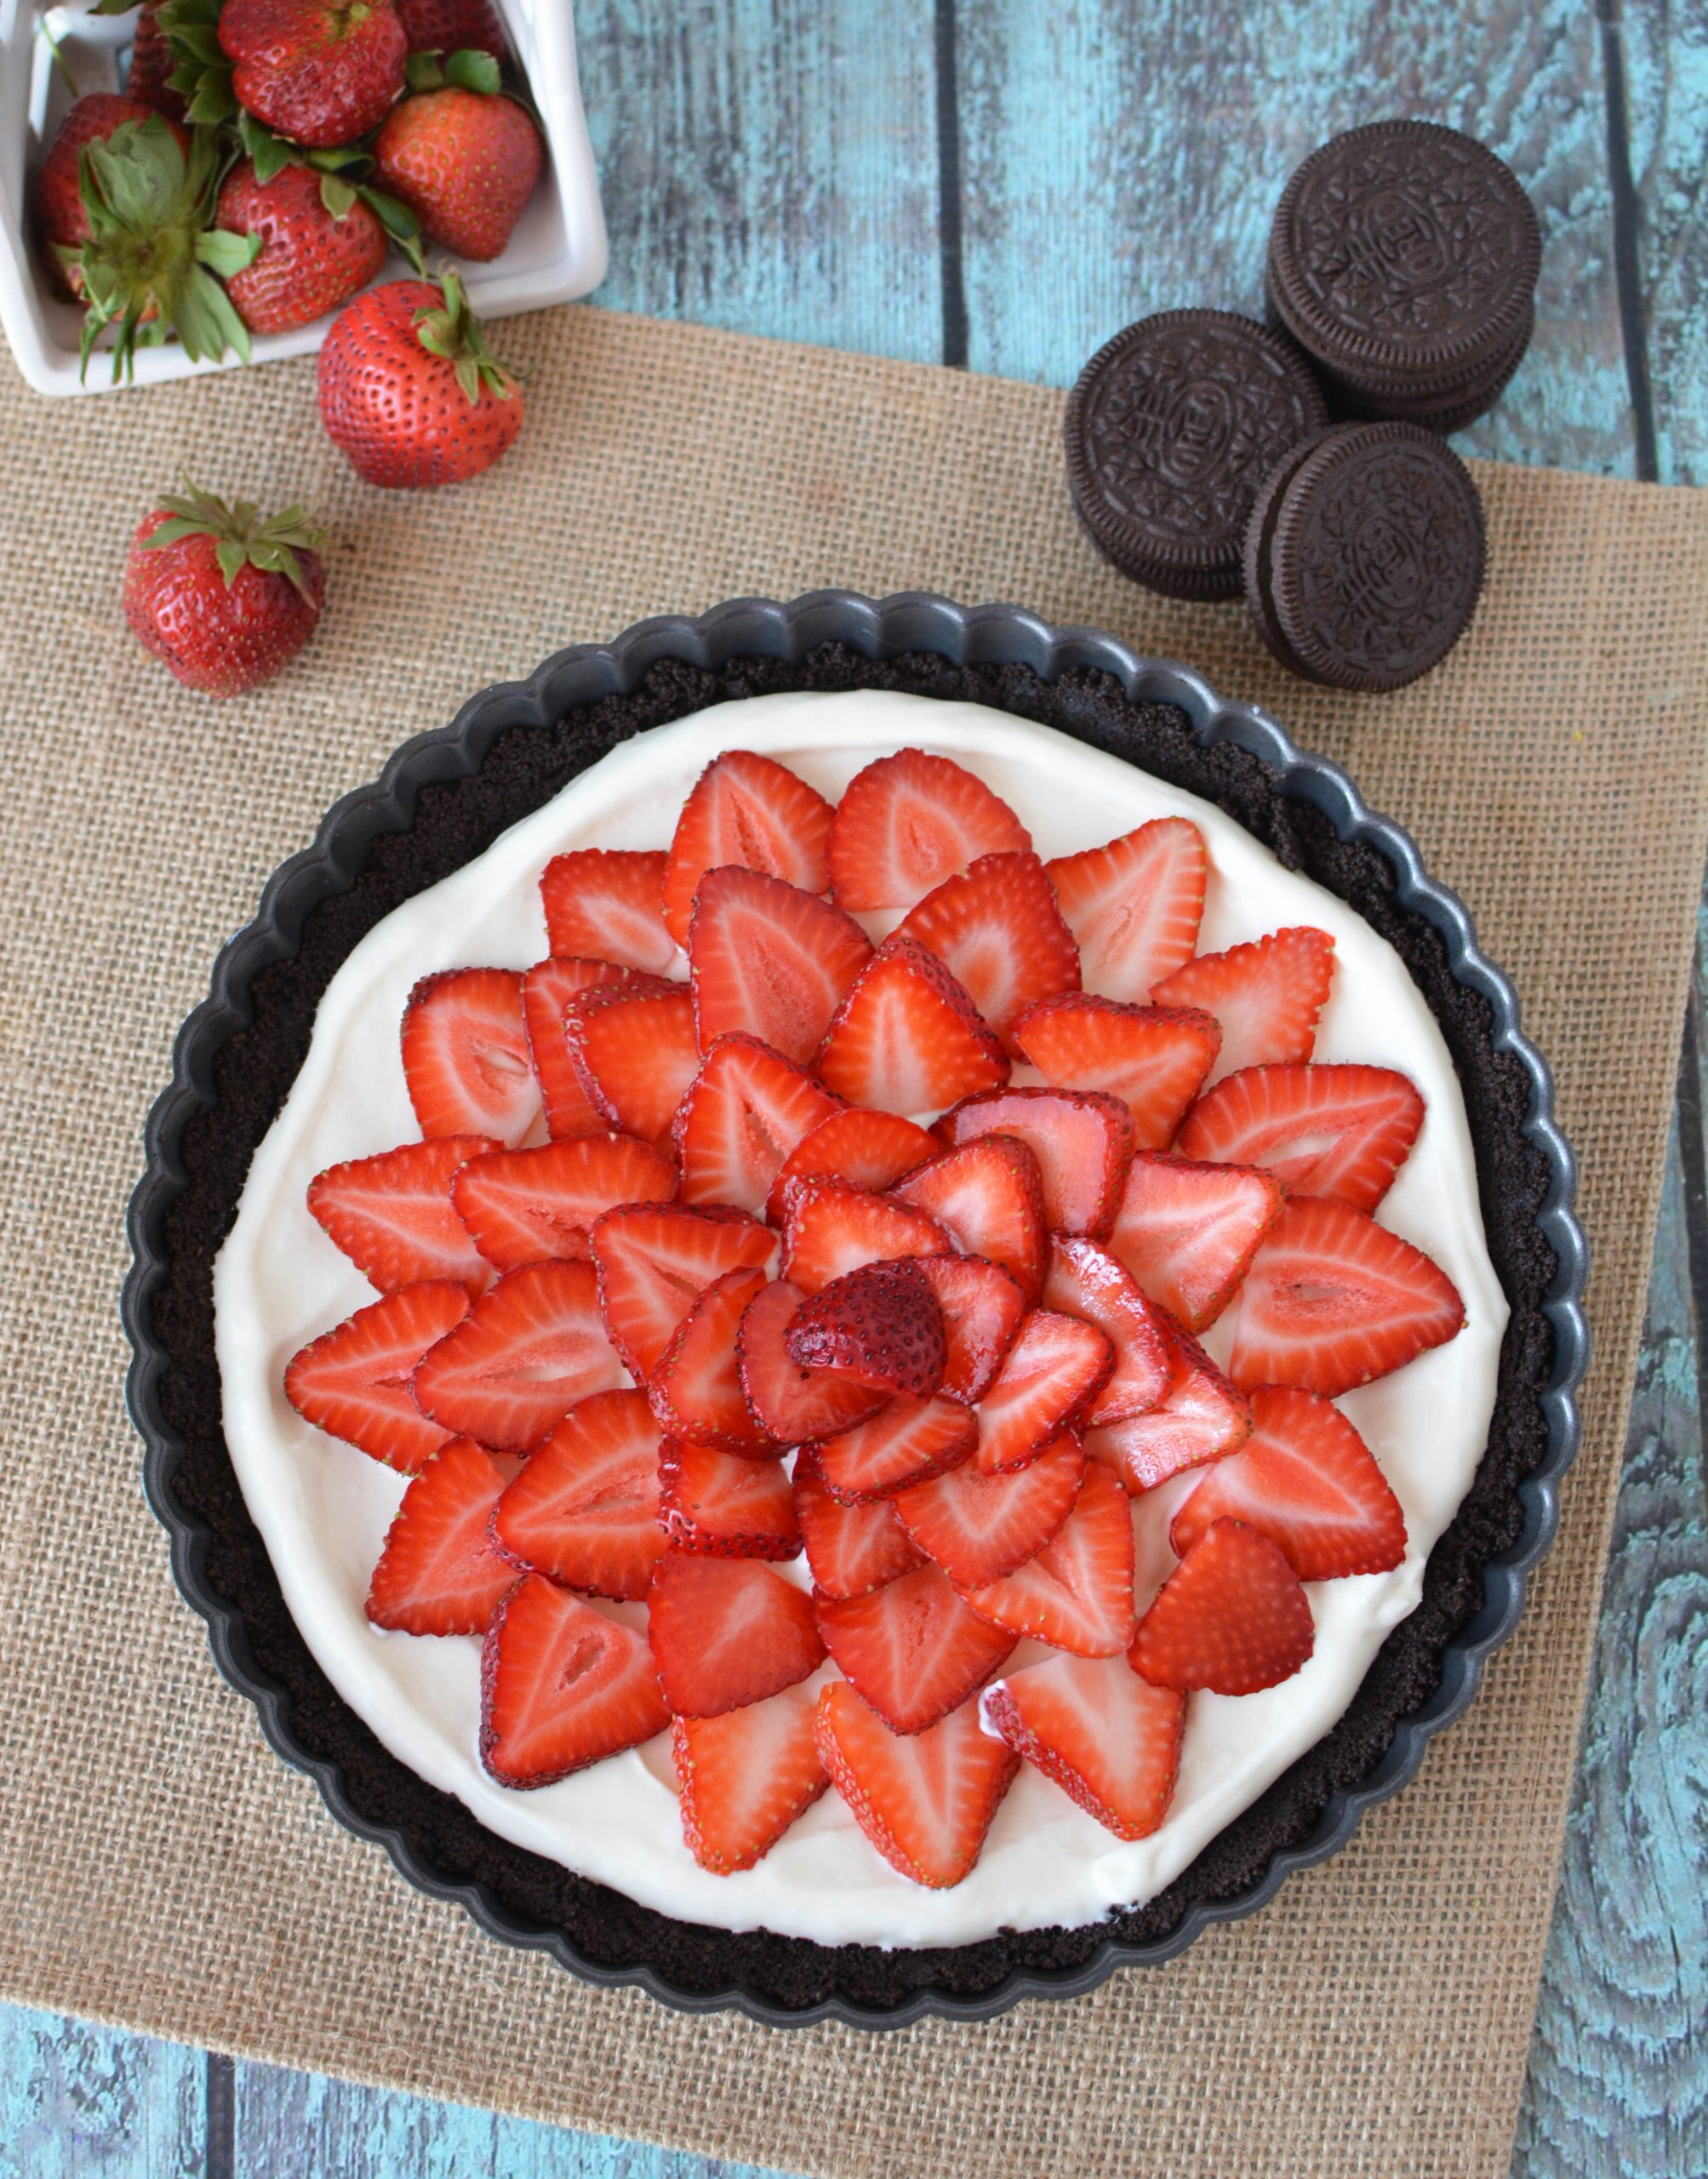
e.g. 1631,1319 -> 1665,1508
780,1181 -> 951,1296
815,936 -> 1009,1113
1042,1237 -> 1173,1425
1176,1062 -> 1425,1211
736,1278 -> 887,1443
402,967 -> 540,1147
365,1435 -> 517,1633
674,1033 -> 841,1213
935,1086 -> 1134,1239
481,1575 -> 670,1787
411,1259 -> 624,1451
451,1135 -> 677,1272
895,850 -> 1080,1049
1011,995 -> 1220,1148
1129,1517 -> 1314,1695
1151,926 -> 1335,1081
813,1393 -> 979,1503
975,1309 -> 1115,1473
1084,1318 -> 1251,1494
827,748 -> 1031,914
1044,815 -> 1207,1001
911,1253 -> 1027,1401
688,866 -> 872,1065
891,1135 -> 1048,1301
958,1463 -> 1135,1656
540,849 -> 675,974
1170,1383 -> 1407,1579
785,1258 -> 945,1399
815,1681 -> 1019,1887
662,748 -> 836,948
648,1266 -> 775,1451
1225,1194 -> 1465,1395
522,956 -> 632,1138
816,1564 -> 1016,1733
590,1201 -> 774,1381
489,1387 -> 663,1599
659,1438 -> 801,1558
284,1280 -> 470,1473
794,1447 -> 926,1598
648,1553 -> 825,1717
980,1652 -> 1184,1840
895,1428 -> 1084,1588
766,1107 -> 937,1221
307,1135 -> 495,1295
1107,1152 -> 1284,1333
673,1687 -> 830,1873
563,979 -> 700,1150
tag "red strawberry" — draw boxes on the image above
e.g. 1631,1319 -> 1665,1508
815,936 -> 1009,1112
1129,1518 -> 1315,1695
1042,1238 -> 1174,1425
1012,995 -> 1220,1148
766,1107 -> 936,1220
220,0 -> 408,148
374,84 -> 542,260
590,1202 -> 774,1381
895,851 -> 1080,1050
521,957 -> 633,1138
688,867 -> 872,1066
1170,1384 -> 1408,1579
794,1449 -> 925,1598
1176,1062 -> 1425,1212
891,1135 -> 1048,1301
489,1388 -> 662,1599
910,1253 -> 1027,1402
785,1260 -> 945,1399
307,1135 -> 494,1293
895,1428 -> 1084,1588
673,1688 -> 829,1873
1044,816 -> 1207,1001
450,1135 -> 676,1272
481,1575 -> 669,1787
662,749 -> 836,948
675,1034 -> 840,1213
1106,1152 -> 1284,1333
366,1434 -> 516,1633
935,1087 -> 1134,1239
958,1463 -> 1135,1656
539,852 -> 675,975
215,159 -> 387,336
284,1279 -> 469,1472
396,0 -> 506,60
127,7 -> 188,120
1084,1318 -> 1250,1494
563,979 -> 700,1150
827,748 -> 1031,914
36,96 -> 182,285
1225,1195 -> 1465,1395
1151,926 -> 1336,1081
736,1279 -> 887,1443
648,1267 -> 775,1451
659,1439 -> 801,1558
401,966 -> 539,1147
980,1652 -> 1184,1840
815,1564 -> 1015,1734
648,1553 -> 825,1717
123,489 -> 326,700
813,1393 -> 978,1503
780,1181 -> 951,1296
411,1258 -> 624,1450
974,1309 -> 1114,1474
815,1681 -> 1018,1887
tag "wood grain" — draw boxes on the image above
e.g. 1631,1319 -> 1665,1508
1623,0 -> 1708,481
0,2005 -> 203,2177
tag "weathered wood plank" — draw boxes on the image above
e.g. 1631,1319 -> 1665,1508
0,2005 -> 203,2177
1623,0 -> 1708,486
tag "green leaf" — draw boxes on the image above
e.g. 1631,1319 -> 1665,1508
186,61 -> 236,127
454,355 -> 481,403
142,516 -> 208,551
445,49 -> 503,94
318,174 -> 359,220
93,0 -> 140,16
40,27 -> 78,97
214,538 -> 247,587
405,51 -> 445,93
239,112 -> 298,185
175,23 -> 223,63
195,227 -> 263,276
306,145 -> 369,175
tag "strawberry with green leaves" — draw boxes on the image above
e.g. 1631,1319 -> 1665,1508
375,49 -> 543,261
396,0 -> 506,59
34,95 -> 180,295
215,157 -> 388,334
219,0 -> 408,149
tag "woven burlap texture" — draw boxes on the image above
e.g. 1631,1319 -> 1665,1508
2,304 -> 1705,2179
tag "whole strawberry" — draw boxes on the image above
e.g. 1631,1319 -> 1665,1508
317,272 -> 523,488
374,77 -> 541,260
220,0 -> 407,148
216,158 -> 387,335
123,483 -> 327,697
35,95 -> 182,296
395,0 -> 506,59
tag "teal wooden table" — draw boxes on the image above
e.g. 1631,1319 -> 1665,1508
10,3 -> 1703,2172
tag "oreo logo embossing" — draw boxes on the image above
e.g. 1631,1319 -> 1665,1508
1159,379 -> 1235,487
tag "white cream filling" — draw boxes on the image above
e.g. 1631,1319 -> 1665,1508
214,689 -> 1506,1948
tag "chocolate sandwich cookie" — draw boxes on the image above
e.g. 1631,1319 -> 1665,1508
1323,308 -> 1534,434
1064,309 -> 1328,600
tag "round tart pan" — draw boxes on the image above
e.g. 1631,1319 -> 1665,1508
124,590 -> 1587,2028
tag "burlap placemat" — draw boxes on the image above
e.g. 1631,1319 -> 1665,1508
2,302 -> 1704,2179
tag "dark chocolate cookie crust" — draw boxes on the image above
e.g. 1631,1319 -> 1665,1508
151,642 -> 1555,2016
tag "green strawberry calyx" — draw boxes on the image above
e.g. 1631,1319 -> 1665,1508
403,49 -> 505,96
142,481 -> 327,598
412,270 -> 517,404
232,108 -> 426,270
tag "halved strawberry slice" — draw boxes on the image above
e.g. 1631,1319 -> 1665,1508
891,1135 -> 1048,1301
895,850 -> 1080,1049
736,1278 -> 887,1442
688,865 -> 873,1065
975,1309 -> 1115,1473
451,1135 -> 677,1272
648,1266 -> 775,1451
1044,815 -> 1207,1001
815,1681 -> 1019,1887
815,936 -> 1008,1113
1129,1517 -> 1314,1695
1169,1383 -> 1408,1579
411,1259 -> 624,1450
674,1033 -> 841,1213
813,1393 -> 979,1503
402,967 -> 540,1147
307,1135 -> 495,1295
1011,995 -> 1220,1147
648,1553 -> 825,1717
563,979 -> 700,1150
816,1563 -> 1016,1733
785,1258 -> 945,1399
522,956 -> 632,1138
895,1428 -> 1084,1588
1176,1062 -> 1425,1212
662,748 -> 836,948
1225,1195 -> 1465,1395
780,1181 -> 951,1296
827,748 -> 1031,914
1084,1316 -> 1251,1494
481,1575 -> 670,1787
1042,1237 -> 1173,1425
1107,1152 -> 1284,1333
794,1447 -> 926,1598
489,1387 -> 663,1599
540,849 -> 675,974
673,1686 -> 830,1872
284,1279 -> 470,1473
958,1462 -> 1135,1656
911,1253 -> 1027,1401
934,1086 -> 1134,1239
980,1652 -> 1184,1840
766,1107 -> 937,1221
1151,926 -> 1335,1082
590,1202 -> 775,1381
659,1438 -> 801,1558
365,1435 -> 517,1633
